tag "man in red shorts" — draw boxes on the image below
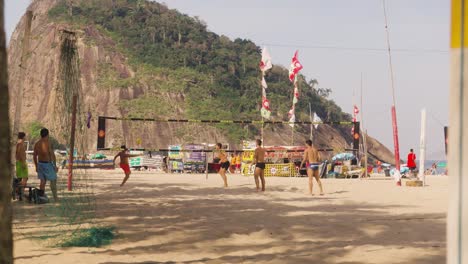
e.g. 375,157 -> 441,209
113,145 -> 138,187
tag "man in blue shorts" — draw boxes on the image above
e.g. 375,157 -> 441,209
33,128 -> 58,202
300,140 -> 324,196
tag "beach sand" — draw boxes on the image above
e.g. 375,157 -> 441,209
12,171 -> 447,264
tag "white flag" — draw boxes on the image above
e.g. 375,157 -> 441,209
260,47 -> 273,72
313,113 -> 321,129
261,76 -> 268,89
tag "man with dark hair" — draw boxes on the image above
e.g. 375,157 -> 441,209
300,139 -> 324,195
16,132 -> 28,198
113,145 -> 138,187
253,139 -> 266,191
33,128 -> 58,202
407,148 -> 417,176
215,143 -> 229,187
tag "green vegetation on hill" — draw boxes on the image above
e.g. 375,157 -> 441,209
48,0 -> 352,141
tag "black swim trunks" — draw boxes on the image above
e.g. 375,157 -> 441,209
220,161 -> 230,170
255,162 -> 266,169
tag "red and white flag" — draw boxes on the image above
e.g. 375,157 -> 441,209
353,105 -> 359,116
289,50 -> 303,82
259,47 -> 273,72
261,76 -> 268,89
288,106 -> 296,127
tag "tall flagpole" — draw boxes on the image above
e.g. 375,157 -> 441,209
447,1 -> 468,260
418,108 -> 426,186
360,73 -> 368,178
382,0 -> 402,185
261,72 -> 264,146
309,102 -> 313,141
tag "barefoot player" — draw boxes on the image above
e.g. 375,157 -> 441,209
113,145 -> 139,187
33,128 -> 58,202
216,143 -> 229,187
300,139 -> 324,196
16,132 -> 28,199
253,139 -> 266,191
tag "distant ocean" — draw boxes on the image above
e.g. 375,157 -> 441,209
420,160 -> 447,174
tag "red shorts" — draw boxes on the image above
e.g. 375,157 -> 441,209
120,164 -> 131,174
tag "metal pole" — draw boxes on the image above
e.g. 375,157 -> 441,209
360,73 -> 368,178
382,0 -> 402,178
205,150 -> 209,180
309,102 -> 313,141
418,108 -> 426,186
67,94 -> 77,191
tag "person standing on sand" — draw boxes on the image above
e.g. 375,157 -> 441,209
113,145 -> 139,187
235,152 -> 242,173
407,149 -> 417,176
253,139 -> 266,192
300,139 -> 324,196
216,143 -> 229,187
33,128 -> 58,202
16,132 -> 28,199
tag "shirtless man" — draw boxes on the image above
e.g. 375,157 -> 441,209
33,128 -> 58,202
300,139 -> 324,196
253,139 -> 266,191
16,132 -> 28,199
113,145 -> 138,187
216,143 -> 229,187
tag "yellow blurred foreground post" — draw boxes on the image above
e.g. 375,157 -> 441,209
448,0 -> 468,263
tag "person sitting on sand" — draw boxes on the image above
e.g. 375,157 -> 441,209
216,143 -> 229,187
300,139 -> 324,196
113,145 -> 139,187
253,139 -> 266,192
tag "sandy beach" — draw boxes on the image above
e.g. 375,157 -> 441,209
12,171 -> 447,264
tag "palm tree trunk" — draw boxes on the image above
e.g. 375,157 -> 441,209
0,0 -> 14,263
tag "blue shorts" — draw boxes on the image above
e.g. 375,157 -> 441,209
38,162 -> 57,181
308,163 -> 320,171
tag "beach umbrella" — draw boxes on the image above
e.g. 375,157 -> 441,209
331,152 -> 355,161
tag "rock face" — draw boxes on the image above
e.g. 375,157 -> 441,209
8,0 -> 395,164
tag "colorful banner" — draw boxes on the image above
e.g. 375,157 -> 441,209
288,51 -> 303,127
260,47 -> 272,119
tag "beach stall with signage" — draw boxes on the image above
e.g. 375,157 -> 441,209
183,144 -> 206,173
241,144 -> 305,177
168,145 -> 184,173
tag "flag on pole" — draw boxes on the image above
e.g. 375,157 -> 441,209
261,76 -> 268,89
87,111 -> 92,128
351,105 -> 359,134
354,105 -> 360,116
292,85 -> 299,104
289,50 -> 303,82
288,106 -> 295,127
259,47 -> 273,72
261,97 -> 271,119
313,113 -> 321,129
288,51 -> 304,127
261,107 -> 271,119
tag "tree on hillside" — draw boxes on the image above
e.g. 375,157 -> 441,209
0,0 -> 14,262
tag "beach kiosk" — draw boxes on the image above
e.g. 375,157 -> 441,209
183,144 -> 206,173
168,145 -> 183,173
241,143 -> 305,177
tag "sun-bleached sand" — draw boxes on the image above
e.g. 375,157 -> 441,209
13,171 -> 448,264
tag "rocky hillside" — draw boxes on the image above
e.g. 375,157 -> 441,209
8,0 -> 395,163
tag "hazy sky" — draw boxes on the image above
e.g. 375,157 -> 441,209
5,0 -> 450,160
